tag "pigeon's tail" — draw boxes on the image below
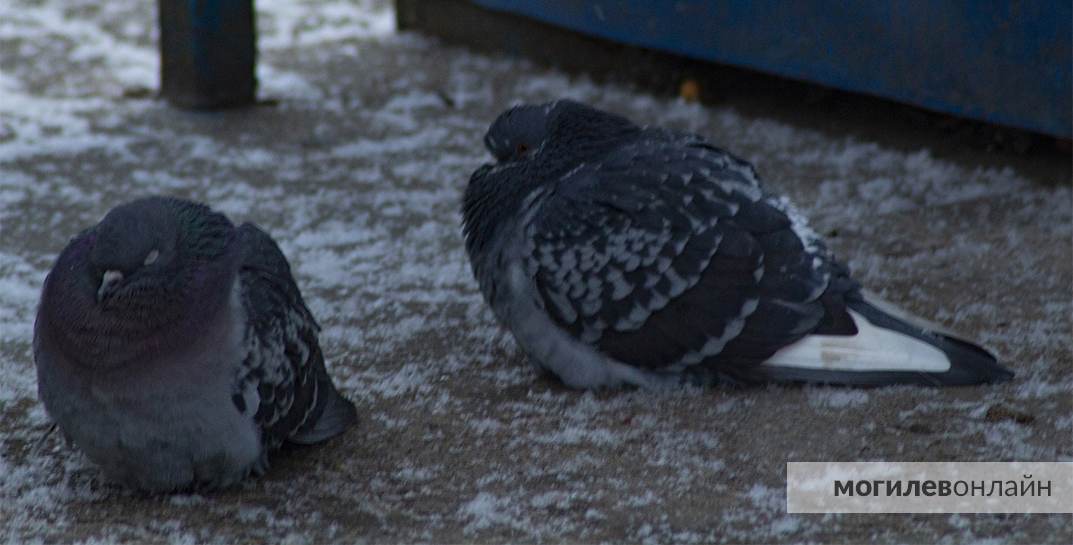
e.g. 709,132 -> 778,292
747,291 -> 1014,386
288,364 -> 358,445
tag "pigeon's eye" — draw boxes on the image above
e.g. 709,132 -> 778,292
143,249 -> 159,266
516,143 -> 529,155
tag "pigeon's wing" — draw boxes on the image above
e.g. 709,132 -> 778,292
233,224 -> 356,448
523,138 -> 854,378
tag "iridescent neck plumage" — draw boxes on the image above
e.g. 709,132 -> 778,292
41,234 -> 238,370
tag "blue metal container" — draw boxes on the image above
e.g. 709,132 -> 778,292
472,1 -> 1072,138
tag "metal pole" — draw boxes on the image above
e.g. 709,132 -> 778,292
158,0 -> 257,109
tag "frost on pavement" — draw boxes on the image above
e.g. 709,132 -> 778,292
0,0 -> 1070,543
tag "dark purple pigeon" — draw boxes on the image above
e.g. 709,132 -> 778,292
34,196 -> 356,491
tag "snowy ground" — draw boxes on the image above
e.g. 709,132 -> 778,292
1,1 -> 1071,543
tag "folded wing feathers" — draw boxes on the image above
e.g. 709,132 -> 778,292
233,224 -> 325,449
523,141 -> 773,367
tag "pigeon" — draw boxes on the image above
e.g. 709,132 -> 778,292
34,196 -> 357,491
462,99 -> 1013,389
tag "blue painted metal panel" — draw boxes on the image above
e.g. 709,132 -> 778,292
472,1 -> 1071,138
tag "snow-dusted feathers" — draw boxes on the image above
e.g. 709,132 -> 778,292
462,100 -> 1013,388
34,197 -> 356,491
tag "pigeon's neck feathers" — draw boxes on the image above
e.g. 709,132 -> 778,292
172,199 -> 235,262
462,163 -> 517,263
41,200 -> 240,370
541,102 -> 641,162
463,104 -> 640,276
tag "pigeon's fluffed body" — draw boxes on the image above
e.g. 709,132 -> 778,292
34,197 -> 357,491
463,100 -> 1013,389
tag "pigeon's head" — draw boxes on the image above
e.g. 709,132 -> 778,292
87,199 -> 181,303
40,197 -> 237,366
483,99 -> 639,163
483,103 -> 554,162
84,197 -> 234,305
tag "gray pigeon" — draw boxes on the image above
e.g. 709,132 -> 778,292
462,99 -> 1013,388
34,196 -> 357,491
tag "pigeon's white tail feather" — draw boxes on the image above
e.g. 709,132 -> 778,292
858,290 -> 960,338
748,293 -> 1013,386
763,309 -> 950,373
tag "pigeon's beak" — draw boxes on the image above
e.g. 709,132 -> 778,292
97,270 -> 123,303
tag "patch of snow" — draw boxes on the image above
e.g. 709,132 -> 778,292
458,492 -> 529,534
806,388 -> 870,409
0,0 -> 1067,543
257,0 -> 395,50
